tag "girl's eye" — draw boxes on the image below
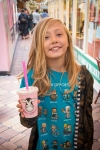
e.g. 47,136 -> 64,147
57,34 -> 62,36
45,36 -> 49,39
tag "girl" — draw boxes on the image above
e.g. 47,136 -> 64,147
17,17 -> 94,150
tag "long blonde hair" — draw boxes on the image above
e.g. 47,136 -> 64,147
18,17 -> 80,95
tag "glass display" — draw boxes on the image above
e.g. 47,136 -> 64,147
76,1 -> 85,50
69,0 -> 73,35
88,0 -> 100,59
63,0 -> 66,25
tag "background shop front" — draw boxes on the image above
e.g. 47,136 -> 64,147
48,0 -> 100,92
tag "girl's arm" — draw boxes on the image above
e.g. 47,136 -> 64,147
20,115 -> 37,128
84,67 -> 94,149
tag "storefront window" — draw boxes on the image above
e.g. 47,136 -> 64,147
63,0 -> 66,25
69,0 -> 73,34
88,0 -> 100,59
76,0 -> 85,50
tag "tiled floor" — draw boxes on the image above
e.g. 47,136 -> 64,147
0,34 -> 100,150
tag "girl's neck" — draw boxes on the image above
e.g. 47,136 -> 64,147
47,58 -> 65,72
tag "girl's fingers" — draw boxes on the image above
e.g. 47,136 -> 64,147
38,100 -> 40,104
17,99 -> 25,117
16,100 -> 22,108
18,108 -> 24,113
21,113 -> 25,118
18,99 -> 21,104
18,108 -> 25,118
17,99 -> 40,118
16,103 -> 22,108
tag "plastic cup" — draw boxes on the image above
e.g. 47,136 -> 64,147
17,86 -> 38,118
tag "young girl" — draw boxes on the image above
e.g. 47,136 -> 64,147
17,17 -> 94,150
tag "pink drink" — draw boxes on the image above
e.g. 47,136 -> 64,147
17,86 -> 38,118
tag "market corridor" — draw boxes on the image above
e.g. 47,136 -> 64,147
0,35 -> 100,150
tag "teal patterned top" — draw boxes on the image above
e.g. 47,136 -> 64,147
20,69 -> 78,150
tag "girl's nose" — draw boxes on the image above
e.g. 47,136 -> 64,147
51,35 -> 57,44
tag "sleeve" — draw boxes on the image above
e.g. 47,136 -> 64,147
20,78 -> 25,88
20,69 -> 34,88
20,115 -> 37,128
84,68 -> 94,148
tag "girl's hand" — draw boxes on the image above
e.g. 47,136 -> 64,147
16,99 -> 25,118
16,99 -> 40,118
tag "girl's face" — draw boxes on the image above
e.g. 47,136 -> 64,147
44,23 -> 69,61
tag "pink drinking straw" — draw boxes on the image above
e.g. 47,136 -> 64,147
22,61 -> 29,90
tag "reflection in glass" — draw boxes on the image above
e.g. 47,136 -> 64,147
76,1 -> 85,50
88,0 -> 100,58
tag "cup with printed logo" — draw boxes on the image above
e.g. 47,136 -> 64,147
17,86 -> 38,118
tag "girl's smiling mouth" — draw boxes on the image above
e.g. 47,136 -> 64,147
49,46 -> 61,51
